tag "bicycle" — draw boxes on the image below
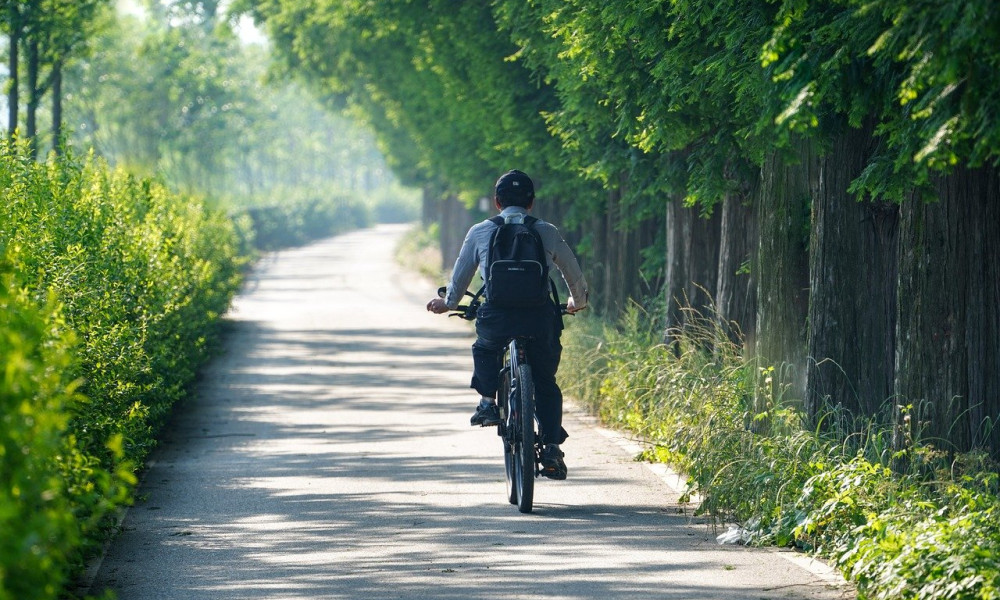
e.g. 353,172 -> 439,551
438,286 -> 571,513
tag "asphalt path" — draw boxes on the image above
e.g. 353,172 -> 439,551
90,224 -> 853,600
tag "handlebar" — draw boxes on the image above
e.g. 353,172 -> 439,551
448,303 -> 480,321
438,286 -> 580,320
438,286 -> 480,320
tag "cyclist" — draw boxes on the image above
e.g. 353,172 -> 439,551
426,169 -> 589,480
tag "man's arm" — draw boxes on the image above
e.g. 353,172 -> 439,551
538,224 -> 589,311
443,225 -> 481,309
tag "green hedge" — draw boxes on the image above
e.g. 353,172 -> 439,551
239,194 -> 371,252
0,142 -> 244,599
560,307 -> 1000,600
0,273 -> 114,600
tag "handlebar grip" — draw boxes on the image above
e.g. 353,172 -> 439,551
559,303 -> 585,316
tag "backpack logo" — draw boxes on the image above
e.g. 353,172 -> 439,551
486,215 -> 550,308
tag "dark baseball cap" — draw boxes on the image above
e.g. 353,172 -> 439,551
494,170 -> 534,198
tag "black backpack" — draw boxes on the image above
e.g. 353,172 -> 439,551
484,215 -> 550,308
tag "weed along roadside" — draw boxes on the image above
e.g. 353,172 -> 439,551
555,303 -> 1000,600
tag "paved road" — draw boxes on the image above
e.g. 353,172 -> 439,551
90,225 -> 852,600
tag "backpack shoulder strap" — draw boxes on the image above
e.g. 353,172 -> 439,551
522,216 -> 556,303
470,284 -> 486,304
522,215 -> 546,253
477,217 -> 506,305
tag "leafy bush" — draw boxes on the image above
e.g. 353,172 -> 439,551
0,142 -> 244,598
0,271 -> 125,600
560,305 -> 1000,599
238,191 -> 371,251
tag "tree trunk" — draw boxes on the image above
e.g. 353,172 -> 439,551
52,61 -> 63,155
690,206 -> 721,318
716,184 -> 759,350
26,39 -> 39,156
603,184 -> 648,317
895,165 -> 1000,457
7,5 -> 20,139
664,199 -> 689,336
438,193 -> 475,272
601,186 -> 626,315
664,200 -> 721,339
421,185 -> 436,227
438,193 -> 457,270
586,182 -> 662,318
586,198 -> 609,314
806,126 -> 899,428
755,138 -> 816,409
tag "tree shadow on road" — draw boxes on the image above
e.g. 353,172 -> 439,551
94,313 -> 844,600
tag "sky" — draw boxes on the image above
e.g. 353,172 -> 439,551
117,0 -> 269,45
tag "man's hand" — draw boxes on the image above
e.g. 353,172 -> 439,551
426,298 -> 450,314
566,296 -> 585,314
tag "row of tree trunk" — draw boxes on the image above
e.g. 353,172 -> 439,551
6,1 -> 91,156
427,146 -> 999,458
671,131 -> 1000,458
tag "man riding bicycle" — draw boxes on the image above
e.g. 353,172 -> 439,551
426,170 -> 589,480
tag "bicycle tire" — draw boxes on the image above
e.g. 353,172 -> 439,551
515,363 -> 535,513
500,367 -> 518,505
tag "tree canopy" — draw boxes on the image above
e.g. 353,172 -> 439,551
236,0 -> 1000,208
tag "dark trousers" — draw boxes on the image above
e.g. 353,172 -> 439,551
470,302 -> 568,446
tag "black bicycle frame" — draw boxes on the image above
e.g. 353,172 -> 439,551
500,337 -> 530,442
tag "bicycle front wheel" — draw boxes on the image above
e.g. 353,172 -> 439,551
514,363 -> 535,513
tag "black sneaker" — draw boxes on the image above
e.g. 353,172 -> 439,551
540,444 -> 567,480
470,402 -> 501,427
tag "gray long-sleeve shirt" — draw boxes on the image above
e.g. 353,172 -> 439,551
444,206 -> 589,309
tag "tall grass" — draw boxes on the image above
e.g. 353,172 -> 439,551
394,222 -> 445,281
560,303 -> 1000,599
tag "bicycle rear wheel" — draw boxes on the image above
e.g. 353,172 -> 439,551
514,363 -> 535,513
500,367 -> 518,505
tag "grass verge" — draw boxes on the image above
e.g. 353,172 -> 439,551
394,222 -> 445,281
560,303 -> 1000,600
